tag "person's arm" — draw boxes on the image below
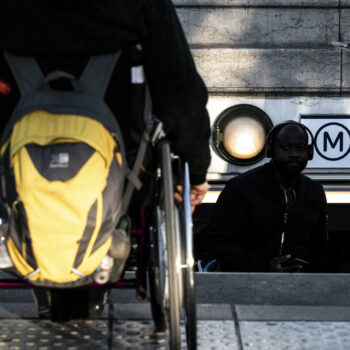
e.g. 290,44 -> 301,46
174,182 -> 208,211
142,0 -> 211,186
309,187 -> 330,272
207,182 -> 269,272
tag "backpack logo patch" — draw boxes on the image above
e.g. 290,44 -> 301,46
49,153 -> 70,168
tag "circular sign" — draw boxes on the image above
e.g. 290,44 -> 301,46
314,122 -> 350,161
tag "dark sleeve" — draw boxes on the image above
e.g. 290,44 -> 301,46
142,0 -> 211,185
207,182 -> 269,272
309,186 -> 331,272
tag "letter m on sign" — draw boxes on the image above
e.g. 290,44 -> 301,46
324,131 -> 343,152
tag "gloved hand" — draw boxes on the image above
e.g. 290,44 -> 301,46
269,254 -> 304,272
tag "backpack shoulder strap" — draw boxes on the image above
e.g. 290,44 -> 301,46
79,52 -> 121,98
122,81 -> 154,213
3,51 -> 44,95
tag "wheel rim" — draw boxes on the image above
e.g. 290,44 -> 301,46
161,142 -> 181,350
150,143 -> 197,349
181,162 -> 197,350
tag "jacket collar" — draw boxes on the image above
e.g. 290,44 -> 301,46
263,160 -> 307,200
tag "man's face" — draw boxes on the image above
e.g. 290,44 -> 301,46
272,125 -> 309,176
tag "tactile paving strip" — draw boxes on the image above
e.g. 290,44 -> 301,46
0,319 -> 237,350
239,321 -> 350,350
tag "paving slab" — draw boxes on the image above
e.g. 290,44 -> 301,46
239,321 -> 350,350
0,302 -> 234,321
195,273 -> 350,306
197,304 -> 233,320
236,305 -> 350,321
3,302 -> 350,322
4,273 -> 350,306
173,0 -> 339,7
0,303 -> 37,319
106,303 -> 234,321
1,301 -> 350,349
0,319 -> 238,350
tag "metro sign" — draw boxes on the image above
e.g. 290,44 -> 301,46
301,115 -> 350,168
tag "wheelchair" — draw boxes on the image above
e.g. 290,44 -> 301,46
0,48 -> 197,349
0,137 -> 197,350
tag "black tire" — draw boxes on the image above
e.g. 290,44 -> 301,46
148,210 -> 167,332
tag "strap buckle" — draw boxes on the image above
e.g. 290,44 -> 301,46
150,118 -> 166,145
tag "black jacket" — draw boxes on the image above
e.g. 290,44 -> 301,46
0,0 -> 210,185
207,162 -> 330,272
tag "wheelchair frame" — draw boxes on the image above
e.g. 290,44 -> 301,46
0,140 -> 197,350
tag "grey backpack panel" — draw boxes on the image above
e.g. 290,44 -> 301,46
2,52 -> 124,151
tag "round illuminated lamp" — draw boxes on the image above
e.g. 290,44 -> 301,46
213,105 -> 273,165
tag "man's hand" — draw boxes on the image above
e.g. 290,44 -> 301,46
269,254 -> 303,272
174,182 -> 209,212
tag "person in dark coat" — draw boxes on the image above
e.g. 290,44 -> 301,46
0,0 -> 211,206
0,0 -> 211,319
207,121 -> 330,272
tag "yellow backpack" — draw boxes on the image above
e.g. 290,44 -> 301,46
0,51 -> 135,287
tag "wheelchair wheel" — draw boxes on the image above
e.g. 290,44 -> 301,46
149,142 -> 197,349
148,206 -> 167,332
180,162 -> 197,350
160,142 -> 182,349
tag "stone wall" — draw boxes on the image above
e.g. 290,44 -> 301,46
174,0 -> 350,95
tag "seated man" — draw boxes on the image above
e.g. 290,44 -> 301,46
207,121 -> 330,272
